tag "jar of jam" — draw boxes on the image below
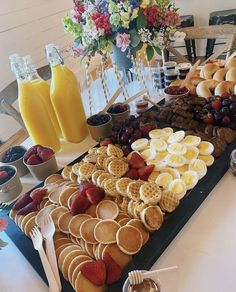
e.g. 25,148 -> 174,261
135,99 -> 149,114
230,149 -> 236,176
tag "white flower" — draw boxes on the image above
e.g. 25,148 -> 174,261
139,28 -> 152,43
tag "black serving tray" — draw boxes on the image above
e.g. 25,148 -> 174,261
1,135 -> 236,292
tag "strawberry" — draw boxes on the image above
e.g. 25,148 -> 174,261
71,192 -> 91,215
124,168 -> 139,180
139,124 -> 155,137
12,193 -> 33,211
129,152 -> 145,169
211,99 -> 222,111
79,181 -> 95,195
23,145 -> 40,162
103,252 -> 122,284
80,260 -> 106,286
26,154 -> 42,165
17,201 -> 38,215
100,138 -> 111,147
0,171 -> 8,179
138,165 -> 154,181
203,113 -> 214,125
221,92 -> 231,100
86,187 -> 105,205
31,188 -> 48,204
37,146 -> 54,162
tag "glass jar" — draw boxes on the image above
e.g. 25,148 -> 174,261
135,99 -> 149,114
230,149 -> 236,176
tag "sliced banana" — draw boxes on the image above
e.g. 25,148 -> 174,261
141,148 -> 156,161
162,127 -> 174,135
168,179 -> 187,199
184,146 -> 199,164
147,159 -> 167,171
160,134 -> 170,142
156,173 -> 173,189
131,138 -> 149,151
161,167 -> 180,179
176,164 -> 189,175
168,130 -> 185,144
155,151 -> 169,161
127,150 -> 140,160
182,135 -> 201,147
189,159 -> 207,179
165,154 -> 186,168
149,129 -> 165,139
167,143 -> 187,155
182,170 -> 198,190
150,139 -> 167,152
198,155 -> 215,167
148,171 -> 160,182
198,142 -> 214,155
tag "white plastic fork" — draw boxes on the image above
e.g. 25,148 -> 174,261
0,202 -> 10,211
40,215 -> 61,291
30,226 -> 60,292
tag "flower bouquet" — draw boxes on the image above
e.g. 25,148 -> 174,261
63,0 -> 184,63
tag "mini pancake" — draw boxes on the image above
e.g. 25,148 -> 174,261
58,245 -> 80,270
84,242 -> 96,258
35,204 -> 57,226
85,204 -> 97,217
50,206 -> 69,230
96,200 -> 119,220
68,255 -> 92,283
59,187 -> 78,208
94,220 -> 120,244
118,218 -> 131,226
72,261 -> 93,289
102,243 -> 132,269
54,232 -> 67,241
20,211 -> 38,231
127,219 -> 149,245
61,165 -> 73,180
48,185 -> 67,204
80,218 -> 100,244
9,209 -> 17,221
44,174 -> 63,185
74,272 -> 106,292
116,225 -> 142,255
115,211 -> 130,222
140,206 -> 164,232
96,243 -> 107,260
55,243 -> 72,259
69,214 -> 91,238
54,238 -> 72,251
58,211 -> 73,234
39,198 -> 49,209
24,216 -> 37,237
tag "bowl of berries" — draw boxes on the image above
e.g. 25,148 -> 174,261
0,165 -> 22,203
107,103 -> 130,122
164,86 -> 190,101
87,113 -> 113,142
23,145 -> 58,181
0,146 -> 28,177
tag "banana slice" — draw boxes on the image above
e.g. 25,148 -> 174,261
184,146 -> 199,164
176,164 -> 189,175
161,167 -> 180,179
148,171 -> 160,182
167,143 -> 187,155
155,151 -> 169,161
131,138 -> 149,151
149,129 -> 165,139
189,159 -> 207,179
147,159 -> 167,171
165,154 -> 186,168
127,150 -> 140,160
160,134 -> 170,142
150,139 -> 167,152
168,179 -> 187,199
198,142 -> 214,155
168,130 -> 185,144
198,155 -> 215,167
182,135 -> 201,147
141,148 -> 156,161
182,170 -> 198,190
156,173 -> 173,189
162,127 -> 174,135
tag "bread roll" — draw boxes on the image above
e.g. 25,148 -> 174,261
215,81 -> 235,96
213,68 -> 228,82
170,79 -> 196,95
225,57 -> 236,69
200,63 -> 219,79
225,67 -> 236,83
196,79 -> 219,98
190,77 -> 205,86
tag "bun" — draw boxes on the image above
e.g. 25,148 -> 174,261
196,79 -> 219,98
226,67 -> 236,82
213,68 -> 228,82
215,81 -> 235,96
200,63 -> 219,79
225,57 -> 236,69
170,79 -> 196,95
190,77 -> 205,86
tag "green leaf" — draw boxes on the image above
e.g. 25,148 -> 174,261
146,46 -> 154,61
154,46 -> 162,55
132,42 -> 143,54
130,30 -> 141,47
137,11 -> 147,30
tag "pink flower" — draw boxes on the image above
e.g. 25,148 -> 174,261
116,33 -> 131,52
73,47 -> 85,56
91,12 -> 111,35
0,217 -> 8,232
142,6 -> 159,27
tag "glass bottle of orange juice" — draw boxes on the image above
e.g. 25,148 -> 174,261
45,44 -> 88,143
9,54 -> 61,152
22,55 -> 61,137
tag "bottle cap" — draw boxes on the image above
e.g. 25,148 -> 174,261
45,44 -> 64,66
9,53 -> 26,79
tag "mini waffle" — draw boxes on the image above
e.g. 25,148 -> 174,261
127,200 -> 136,218
108,160 -> 129,177
140,182 -> 162,205
140,206 -> 164,231
103,178 -> 119,197
159,190 -> 180,213
80,218 -> 100,244
116,225 -> 142,255
69,214 -> 92,238
119,197 -> 130,212
127,180 -> 144,201
107,144 -> 124,158
133,202 -> 147,219
58,211 -> 73,234
116,177 -> 132,196
44,174 -> 63,185
83,153 -> 99,164
127,219 -> 149,245
88,147 -> 98,154
72,162 -> 85,175
102,243 -> 132,269
92,170 -> 106,185
96,200 -> 119,220
94,219 -> 120,244
96,155 -> 108,169
97,146 -> 108,155
97,172 -> 113,187
103,156 -> 118,171
78,163 -> 97,180
61,165 -> 73,180
114,195 -> 123,207
69,171 -> 78,183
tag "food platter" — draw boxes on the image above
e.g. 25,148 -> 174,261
1,132 -> 235,292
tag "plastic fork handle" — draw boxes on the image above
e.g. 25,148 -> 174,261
45,238 -> 61,290
38,247 -> 60,292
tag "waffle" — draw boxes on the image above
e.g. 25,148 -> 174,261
127,200 -> 136,217
120,197 -> 130,213
96,155 -> 107,169
72,162 -> 85,175
92,170 -> 106,185
61,165 -> 73,180
103,156 -> 118,171
88,147 -> 98,154
97,172 -> 114,187
140,182 -> 162,205
116,177 -> 132,196
97,146 -> 108,155
108,160 -> 129,177
159,190 -> 180,213
114,194 -> 124,207
140,206 -> 164,231
127,180 -> 144,201
69,171 -> 78,183
103,178 -> 119,197
83,153 -> 99,164
107,144 -> 124,158
78,163 -> 97,180
133,202 -> 147,219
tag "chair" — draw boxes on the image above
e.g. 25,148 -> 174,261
206,9 -> 236,59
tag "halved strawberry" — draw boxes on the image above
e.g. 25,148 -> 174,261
129,152 -> 145,169
86,187 -> 105,205
37,146 -> 54,162
103,252 -> 122,285
23,145 -> 40,162
80,260 -> 106,286
26,154 -> 42,165
31,188 -> 48,204
12,193 -> 33,211
71,192 -> 91,215
124,168 -> 140,180
139,124 -> 155,137
138,165 -> 155,181
79,181 -> 95,196
17,201 -> 38,215
100,138 -> 111,147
